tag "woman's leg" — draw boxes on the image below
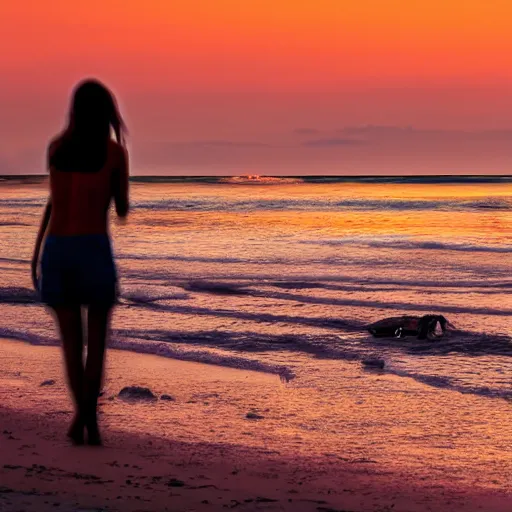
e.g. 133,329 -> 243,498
83,304 -> 112,445
52,306 -> 85,444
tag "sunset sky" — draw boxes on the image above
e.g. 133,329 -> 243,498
2,1 -> 512,174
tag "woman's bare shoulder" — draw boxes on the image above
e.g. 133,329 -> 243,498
48,136 -> 59,152
47,133 -> 67,159
46,134 -> 63,171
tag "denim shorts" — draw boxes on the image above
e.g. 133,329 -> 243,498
40,234 -> 118,307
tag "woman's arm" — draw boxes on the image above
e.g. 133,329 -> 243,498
113,146 -> 129,218
31,141 -> 57,290
31,198 -> 52,290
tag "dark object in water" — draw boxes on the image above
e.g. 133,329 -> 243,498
367,315 -> 454,340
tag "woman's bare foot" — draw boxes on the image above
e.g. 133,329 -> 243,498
86,417 -> 102,446
67,415 -> 85,445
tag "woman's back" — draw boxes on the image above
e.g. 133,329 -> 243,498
48,139 -> 127,236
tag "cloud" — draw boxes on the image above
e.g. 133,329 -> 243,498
4,127 -> 512,175
293,128 -> 321,135
301,138 -> 362,147
170,140 -> 272,148
338,125 -> 416,136
337,125 -> 512,140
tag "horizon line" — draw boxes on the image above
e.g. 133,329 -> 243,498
1,174 -> 511,179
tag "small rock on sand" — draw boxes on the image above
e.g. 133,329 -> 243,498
40,379 -> 56,386
160,394 -> 175,401
246,412 -> 264,420
362,358 -> 385,369
167,478 -> 185,487
118,386 -> 157,401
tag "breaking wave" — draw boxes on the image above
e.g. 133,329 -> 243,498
385,367 -> 512,401
0,198 -> 45,208
0,287 -> 38,303
132,196 -> 511,213
219,176 -> 304,185
303,236 -> 512,254
3,322 -> 511,398
0,326 -> 295,382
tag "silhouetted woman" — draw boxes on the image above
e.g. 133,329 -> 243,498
31,79 -> 129,445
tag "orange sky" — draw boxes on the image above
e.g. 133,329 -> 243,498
1,1 -> 512,174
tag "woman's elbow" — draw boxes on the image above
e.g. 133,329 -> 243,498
116,200 -> 129,218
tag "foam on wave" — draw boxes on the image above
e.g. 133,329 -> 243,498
0,287 -> 38,303
303,236 -> 512,254
0,326 -> 295,382
110,336 -> 295,382
219,176 -> 304,185
0,198 -> 45,208
384,366 -> 512,401
2,323 -> 511,399
132,196 -> 511,213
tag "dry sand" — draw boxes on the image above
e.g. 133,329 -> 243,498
1,338 -> 511,512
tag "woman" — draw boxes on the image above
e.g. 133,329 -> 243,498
31,79 -> 129,445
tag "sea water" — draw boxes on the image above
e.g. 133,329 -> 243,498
0,175 -> 510,400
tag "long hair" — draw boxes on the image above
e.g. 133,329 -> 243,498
50,79 -> 127,173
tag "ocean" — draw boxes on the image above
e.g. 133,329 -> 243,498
0,175 -> 511,400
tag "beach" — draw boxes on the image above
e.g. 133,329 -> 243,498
0,176 -> 511,510
4,0 -> 512,508
2,337 -> 512,512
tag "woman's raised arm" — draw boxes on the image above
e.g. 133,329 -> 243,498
113,146 -> 129,218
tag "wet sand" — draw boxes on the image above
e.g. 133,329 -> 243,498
1,338 -> 511,511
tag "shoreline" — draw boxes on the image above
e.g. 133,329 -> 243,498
1,337 -> 512,511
